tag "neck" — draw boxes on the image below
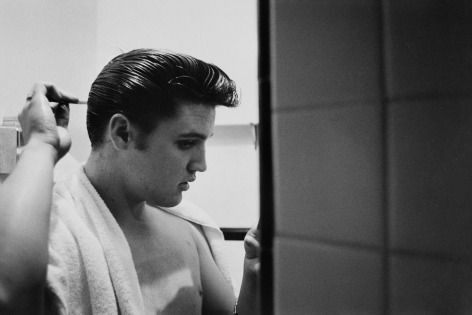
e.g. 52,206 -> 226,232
84,151 -> 145,223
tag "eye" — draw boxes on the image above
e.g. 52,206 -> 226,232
177,140 -> 196,150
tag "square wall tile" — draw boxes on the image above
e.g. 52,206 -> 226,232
390,254 -> 472,314
384,0 -> 472,99
273,0 -> 382,109
274,237 -> 383,315
389,98 -> 472,259
273,103 -> 383,246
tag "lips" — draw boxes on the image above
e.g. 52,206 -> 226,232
179,182 -> 190,191
183,176 -> 196,184
179,176 -> 195,191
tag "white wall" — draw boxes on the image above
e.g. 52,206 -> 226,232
95,0 -> 259,125
0,0 -> 98,161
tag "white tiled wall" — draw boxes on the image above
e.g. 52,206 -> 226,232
274,237 -> 383,315
272,0 -> 382,109
269,0 -> 472,313
273,104 -> 383,246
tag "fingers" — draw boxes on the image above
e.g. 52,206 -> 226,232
244,223 -> 261,278
32,82 -> 79,104
24,83 -> 75,129
244,234 -> 260,251
244,223 -> 261,260
247,222 -> 261,242
19,82 -> 76,154
52,103 -> 70,128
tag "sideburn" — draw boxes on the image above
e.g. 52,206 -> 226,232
133,129 -> 150,151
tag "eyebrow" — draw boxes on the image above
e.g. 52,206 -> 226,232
177,132 -> 214,140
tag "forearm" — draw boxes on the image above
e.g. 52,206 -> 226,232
236,265 -> 260,315
0,139 -> 57,298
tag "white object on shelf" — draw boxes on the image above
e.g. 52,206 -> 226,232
210,123 -> 258,149
0,116 -> 22,174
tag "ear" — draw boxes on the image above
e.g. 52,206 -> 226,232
108,114 -> 134,150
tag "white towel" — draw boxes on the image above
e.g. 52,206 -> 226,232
152,200 -> 234,291
48,165 -> 145,314
49,159 -> 235,313
54,155 -> 234,289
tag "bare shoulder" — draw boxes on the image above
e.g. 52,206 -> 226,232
180,219 -> 236,314
145,207 -> 235,314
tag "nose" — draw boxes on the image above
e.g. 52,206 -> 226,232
188,146 -> 207,173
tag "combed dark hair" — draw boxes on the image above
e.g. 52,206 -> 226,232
86,48 -> 239,148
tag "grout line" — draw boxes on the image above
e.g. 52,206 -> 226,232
388,91 -> 472,104
277,232 -> 385,253
273,97 -> 383,113
379,0 -> 391,314
273,91 -> 472,115
389,248 -> 472,265
277,233 -> 472,266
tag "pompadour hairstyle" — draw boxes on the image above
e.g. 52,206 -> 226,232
86,48 -> 239,148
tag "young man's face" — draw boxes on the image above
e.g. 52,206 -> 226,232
127,102 -> 215,207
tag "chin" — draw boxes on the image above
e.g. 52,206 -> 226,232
150,195 -> 182,208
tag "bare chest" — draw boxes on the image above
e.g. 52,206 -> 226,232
122,210 -> 203,314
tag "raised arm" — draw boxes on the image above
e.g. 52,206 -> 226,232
235,225 -> 260,315
0,83 -> 77,314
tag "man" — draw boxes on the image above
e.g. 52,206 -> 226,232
0,49 -> 259,314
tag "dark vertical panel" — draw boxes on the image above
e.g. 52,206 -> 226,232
258,0 -> 274,314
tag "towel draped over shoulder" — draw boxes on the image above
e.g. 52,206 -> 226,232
47,165 -> 233,314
